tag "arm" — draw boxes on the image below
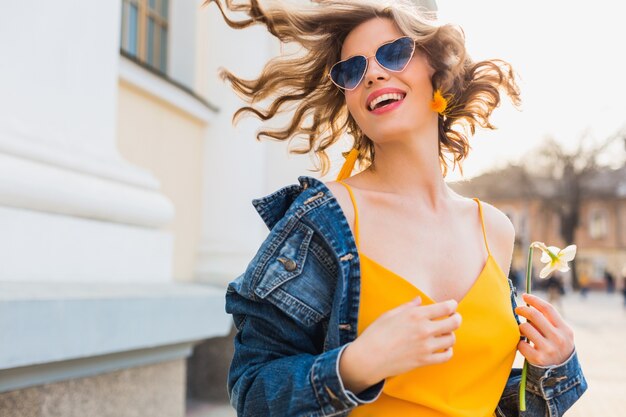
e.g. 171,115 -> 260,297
225,213 -> 385,417
498,262 -> 588,416
486,204 -> 589,416
226,284 -> 384,417
496,347 -> 587,417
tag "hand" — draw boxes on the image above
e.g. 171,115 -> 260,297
515,293 -> 575,367
342,296 -> 461,389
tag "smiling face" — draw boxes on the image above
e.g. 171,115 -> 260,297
341,17 -> 437,144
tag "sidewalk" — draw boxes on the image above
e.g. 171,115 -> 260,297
543,289 -> 626,416
187,290 -> 626,416
186,398 -> 234,417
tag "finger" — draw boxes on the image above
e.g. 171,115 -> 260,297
522,293 -> 565,328
515,305 -> 557,340
387,296 -> 422,317
419,299 -> 458,320
411,296 -> 423,305
429,346 -> 454,364
432,312 -> 462,334
521,293 -> 564,326
431,332 -> 456,352
518,322 -> 548,350
517,339 -> 541,364
403,296 -> 423,307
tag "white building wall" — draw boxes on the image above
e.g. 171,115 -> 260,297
0,0 -> 175,282
169,0 -> 200,89
0,0 -> 229,396
0,1 -> 120,160
195,0 -> 358,287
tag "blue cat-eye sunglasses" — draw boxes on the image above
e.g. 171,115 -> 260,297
328,36 -> 417,91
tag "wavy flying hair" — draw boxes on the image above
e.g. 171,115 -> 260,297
204,0 -> 522,177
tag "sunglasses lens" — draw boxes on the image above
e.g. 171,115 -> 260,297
377,37 -> 415,71
330,55 -> 367,89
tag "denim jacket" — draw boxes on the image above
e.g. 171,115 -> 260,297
226,175 -> 588,417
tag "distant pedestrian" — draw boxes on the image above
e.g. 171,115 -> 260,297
604,270 -> 615,293
579,271 -> 590,299
547,273 -> 564,316
621,266 -> 626,308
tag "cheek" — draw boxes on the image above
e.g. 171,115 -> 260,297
403,58 -> 434,95
345,92 -> 365,120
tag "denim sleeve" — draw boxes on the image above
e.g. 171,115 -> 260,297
496,347 -> 588,416
496,280 -> 588,416
226,288 -> 385,417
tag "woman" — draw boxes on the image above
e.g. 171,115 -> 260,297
207,1 -> 588,416
621,266 -> 626,307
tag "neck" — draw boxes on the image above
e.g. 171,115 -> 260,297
360,123 -> 454,212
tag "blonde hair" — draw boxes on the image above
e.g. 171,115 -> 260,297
204,0 -> 522,177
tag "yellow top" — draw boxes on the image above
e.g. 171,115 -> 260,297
336,180 -> 520,417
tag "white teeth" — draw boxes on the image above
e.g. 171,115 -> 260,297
368,93 -> 405,110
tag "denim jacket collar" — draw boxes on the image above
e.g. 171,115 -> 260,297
252,176 -> 328,230
249,175 -> 361,347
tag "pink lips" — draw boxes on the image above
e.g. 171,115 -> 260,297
366,87 -> 407,115
370,99 -> 404,115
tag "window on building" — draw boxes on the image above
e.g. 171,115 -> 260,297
519,214 -> 527,239
120,0 -> 169,73
592,257 -> 606,280
589,209 -> 608,239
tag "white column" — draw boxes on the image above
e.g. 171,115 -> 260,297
194,7 -> 268,287
0,1 -> 174,282
194,1 -> 354,287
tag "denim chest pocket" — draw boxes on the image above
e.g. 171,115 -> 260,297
252,221 -> 337,327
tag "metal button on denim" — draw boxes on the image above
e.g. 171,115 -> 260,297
277,257 -> 297,271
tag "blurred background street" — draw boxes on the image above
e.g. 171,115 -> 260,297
547,290 -> 626,417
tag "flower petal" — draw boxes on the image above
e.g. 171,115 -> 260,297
557,263 -> 571,273
547,246 -> 561,256
540,251 -> 551,263
539,263 -> 554,278
559,245 -> 577,262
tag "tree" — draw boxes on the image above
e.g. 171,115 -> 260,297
520,126 -> 626,289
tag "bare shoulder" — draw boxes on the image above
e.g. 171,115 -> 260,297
480,201 -> 515,241
479,200 -> 516,274
324,180 -> 356,233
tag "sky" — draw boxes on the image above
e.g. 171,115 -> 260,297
435,1 -> 626,181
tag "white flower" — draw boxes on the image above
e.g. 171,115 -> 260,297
530,242 -> 577,279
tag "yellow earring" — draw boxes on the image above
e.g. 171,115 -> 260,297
336,147 -> 359,181
429,89 -> 449,116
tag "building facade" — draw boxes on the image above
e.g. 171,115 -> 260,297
0,1 -> 233,416
449,165 -> 626,290
0,0 -> 443,415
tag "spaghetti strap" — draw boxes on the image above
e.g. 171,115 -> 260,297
336,148 -> 359,181
336,180 -> 360,248
472,198 -> 491,256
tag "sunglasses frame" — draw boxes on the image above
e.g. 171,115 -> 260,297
328,36 -> 417,91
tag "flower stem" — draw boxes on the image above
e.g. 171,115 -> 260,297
519,245 -> 533,411
526,246 -> 533,300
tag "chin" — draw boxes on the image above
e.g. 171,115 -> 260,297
367,123 -> 417,140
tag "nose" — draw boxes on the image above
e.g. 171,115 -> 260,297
362,57 -> 390,88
